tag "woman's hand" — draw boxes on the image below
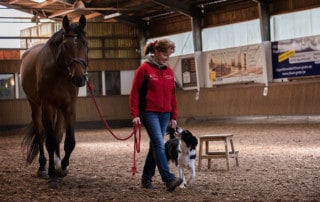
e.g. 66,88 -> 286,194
132,117 -> 141,126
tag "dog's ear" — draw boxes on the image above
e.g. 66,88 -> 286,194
181,130 -> 196,148
189,138 -> 198,150
190,135 -> 198,148
192,136 -> 198,146
166,125 -> 176,139
186,129 -> 193,135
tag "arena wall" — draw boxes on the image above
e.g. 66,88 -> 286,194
1,80 -> 320,127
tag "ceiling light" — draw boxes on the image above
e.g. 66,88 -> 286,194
104,12 -> 121,20
31,15 -> 40,23
31,10 -> 40,23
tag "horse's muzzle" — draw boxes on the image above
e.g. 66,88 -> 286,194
72,75 -> 86,87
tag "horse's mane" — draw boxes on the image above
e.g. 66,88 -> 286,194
47,29 -> 64,46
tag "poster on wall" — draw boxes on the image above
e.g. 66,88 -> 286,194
181,57 -> 197,88
205,44 -> 265,86
272,35 -> 320,80
168,54 -> 199,90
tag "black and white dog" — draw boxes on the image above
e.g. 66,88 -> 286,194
165,126 -> 198,188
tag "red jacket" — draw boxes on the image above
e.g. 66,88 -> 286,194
130,61 -> 177,120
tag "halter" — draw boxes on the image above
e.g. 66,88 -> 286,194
67,58 -> 88,78
58,33 -> 88,78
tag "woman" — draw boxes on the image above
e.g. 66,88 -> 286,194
129,39 -> 182,192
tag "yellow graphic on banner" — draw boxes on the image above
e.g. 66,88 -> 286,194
278,50 -> 296,63
210,71 -> 216,82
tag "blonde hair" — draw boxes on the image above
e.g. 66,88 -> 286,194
144,39 -> 175,56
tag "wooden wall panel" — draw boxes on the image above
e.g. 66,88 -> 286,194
3,81 -> 320,127
0,99 -> 31,125
0,50 -> 21,60
0,60 -> 21,73
0,58 -> 140,73
270,0 -> 320,15
203,4 -> 259,28
176,81 -> 320,119
88,59 -> 140,71
148,15 -> 191,38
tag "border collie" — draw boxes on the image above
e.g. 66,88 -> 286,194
165,126 -> 198,188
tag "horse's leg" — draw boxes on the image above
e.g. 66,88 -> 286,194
62,127 -> 75,170
54,111 -> 68,177
42,106 -> 60,188
29,102 -> 47,178
38,143 -> 47,178
60,106 -> 76,174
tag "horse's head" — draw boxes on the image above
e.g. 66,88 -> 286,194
61,15 -> 88,87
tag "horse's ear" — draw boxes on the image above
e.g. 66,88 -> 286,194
79,15 -> 86,30
62,15 -> 70,30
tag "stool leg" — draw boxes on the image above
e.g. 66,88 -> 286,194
198,139 -> 203,171
230,138 -> 239,167
235,153 -> 239,167
206,140 -> 211,169
225,138 -> 230,171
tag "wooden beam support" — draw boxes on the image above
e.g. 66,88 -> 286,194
257,0 -> 270,41
191,15 -> 202,52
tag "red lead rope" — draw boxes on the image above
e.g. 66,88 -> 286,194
86,79 -> 141,175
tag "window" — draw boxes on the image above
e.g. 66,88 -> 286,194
271,8 -> 320,41
105,71 -> 120,95
202,19 -> 261,51
0,74 -> 15,99
86,71 -> 103,96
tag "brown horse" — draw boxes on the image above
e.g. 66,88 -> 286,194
20,15 -> 88,188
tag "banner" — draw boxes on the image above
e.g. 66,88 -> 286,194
205,44 -> 265,86
272,35 -> 320,79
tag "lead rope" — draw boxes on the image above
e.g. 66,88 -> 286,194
86,79 -> 141,175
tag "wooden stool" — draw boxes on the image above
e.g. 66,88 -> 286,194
198,134 -> 239,171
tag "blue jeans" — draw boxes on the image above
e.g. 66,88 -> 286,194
140,112 -> 175,184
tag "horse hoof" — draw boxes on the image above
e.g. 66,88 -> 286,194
48,179 -> 60,189
37,170 -> 48,179
56,168 -> 68,178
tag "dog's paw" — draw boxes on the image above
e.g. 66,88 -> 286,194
179,183 -> 187,188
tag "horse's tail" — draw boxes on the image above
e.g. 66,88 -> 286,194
21,123 -> 40,164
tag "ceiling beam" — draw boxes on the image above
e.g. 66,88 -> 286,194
112,14 -> 148,29
8,0 -> 23,4
32,0 -> 59,9
48,9 -> 74,18
72,12 -> 102,22
150,0 -> 201,17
